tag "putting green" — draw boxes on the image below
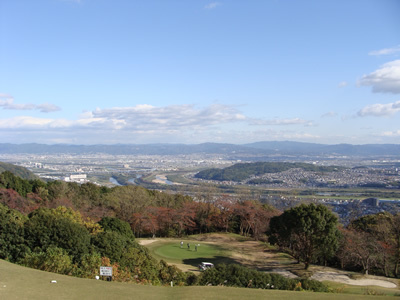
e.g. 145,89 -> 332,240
154,242 -> 225,261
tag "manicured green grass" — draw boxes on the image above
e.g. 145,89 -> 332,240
146,239 -> 236,269
153,241 -> 226,261
0,259 -> 393,299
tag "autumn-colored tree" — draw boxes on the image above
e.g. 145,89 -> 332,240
212,197 -> 234,232
345,212 -> 398,276
391,213 -> 400,276
135,207 -> 160,237
338,227 -> 380,275
0,188 -> 40,214
173,202 -> 197,236
232,201 -> 279,239
156,207 -> 176,236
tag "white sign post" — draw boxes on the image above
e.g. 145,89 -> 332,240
100,266 -> 113,281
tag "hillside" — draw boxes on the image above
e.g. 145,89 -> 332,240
195,162 -> 343,182
0,259 -> 391,299
0,161 -> 38,180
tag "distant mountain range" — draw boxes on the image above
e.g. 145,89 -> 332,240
0,142 -> 399,158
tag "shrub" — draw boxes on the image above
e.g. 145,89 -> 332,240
20,246 -> 74,275
24,208 -> 91,262
198,264 -> 329,292
299,278 -> 330,292
185,272 -> 198,286
0,204 -> 28,261
98,217 -> 135,240
91,231 -> 134,263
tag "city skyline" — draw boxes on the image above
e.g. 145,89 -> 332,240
1,0 -> 400,145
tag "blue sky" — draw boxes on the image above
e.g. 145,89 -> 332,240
1,0 -> 399,145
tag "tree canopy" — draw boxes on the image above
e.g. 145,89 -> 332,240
195,162 -> 342,182
269,203 -> 340,269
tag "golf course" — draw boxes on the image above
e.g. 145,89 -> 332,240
1,233 -> 400,299
0,258 -> 397,299
140,233 -> 400,296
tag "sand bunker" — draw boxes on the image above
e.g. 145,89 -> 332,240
311,271 -> 397,288
138,239 -> 158,245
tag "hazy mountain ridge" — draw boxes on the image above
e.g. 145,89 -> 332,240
0,142 -> 399,157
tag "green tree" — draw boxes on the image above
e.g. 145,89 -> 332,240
0,171 -> 33,197
75,252 -> 102,278
20,246 -> 74,275
98,216 -> 135,240
0,203 -> 28,261
24,207 -> 91,262
269,203 -> 340,269
91,231 -> 135,263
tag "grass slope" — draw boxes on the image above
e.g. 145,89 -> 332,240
0,260 -> 389,299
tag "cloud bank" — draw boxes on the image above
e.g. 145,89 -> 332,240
358,60 -> 400,94
369,45 -> 400,56
0,94 -> 61,113
358,100 -> 400,117
0,103 -> 321,144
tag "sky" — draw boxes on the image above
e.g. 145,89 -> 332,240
1,0 -> 400,145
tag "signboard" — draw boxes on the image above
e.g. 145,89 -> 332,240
100,266 -> 113,276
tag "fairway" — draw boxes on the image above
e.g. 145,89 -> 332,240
1,259 -> 395,300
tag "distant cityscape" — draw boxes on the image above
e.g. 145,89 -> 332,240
1,141 -> 400,224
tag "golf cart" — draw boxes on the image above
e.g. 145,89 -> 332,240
198,262 -> 214,271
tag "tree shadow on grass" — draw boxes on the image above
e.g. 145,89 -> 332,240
183,256 -> 241,272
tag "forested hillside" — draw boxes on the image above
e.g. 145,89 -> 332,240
0,162 -> 38,180
0,170 -> 279,238
195,162 -> 342,182
1,168 -> 400,285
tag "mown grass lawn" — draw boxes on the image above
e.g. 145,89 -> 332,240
153,241 -> 225,261
145,239 -> 236,270
0,259 -> 394,300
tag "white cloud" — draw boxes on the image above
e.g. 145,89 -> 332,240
0,104 -> 247,132
36,103 -> 62,113
0,94 -> 61,113
321,111 -> 337,118
0,103 -> 321,144
250,118 -> 313,126
358,60 -> 400,94
91,104 -> 246,130
357,100 -> 400,117
338,81 -> 348,88
369,45 -> 400,56
204,2 -> 221,10
0,116 -> 54,129
381,130 -> 400,137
